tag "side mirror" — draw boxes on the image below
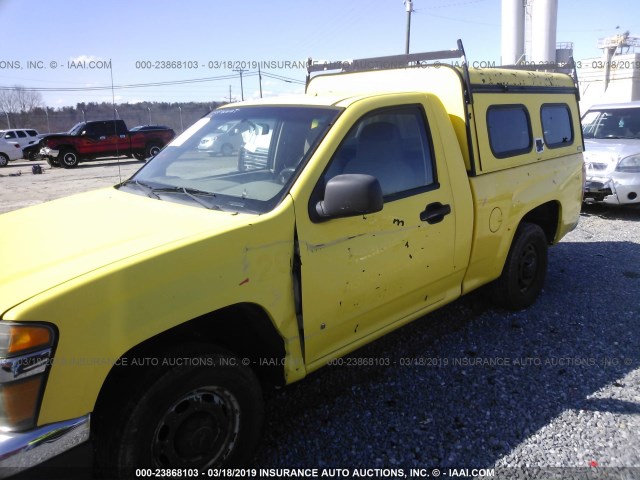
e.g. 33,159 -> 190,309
316,174 -> 383,219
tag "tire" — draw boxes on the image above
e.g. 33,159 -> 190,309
28,151 -> 40,161
491,222 -> 548,310
0,153 -> 8,167
145,143 -> 162,158
221,143 -> 233,156
46,157 -> 60,168
94,346 -> 263,478
59,149 -> 79,168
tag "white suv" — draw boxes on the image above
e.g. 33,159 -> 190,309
0,139 -> 23,166
0,129 -> 40,150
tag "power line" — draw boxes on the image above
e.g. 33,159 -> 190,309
0,70 -> 305,93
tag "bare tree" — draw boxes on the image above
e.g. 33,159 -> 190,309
0,85 -> 45,127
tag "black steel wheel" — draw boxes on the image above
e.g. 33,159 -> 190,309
491,222 -> 548,310
94,347 -> 263,478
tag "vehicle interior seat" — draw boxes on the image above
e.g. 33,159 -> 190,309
342,121 -> 416,196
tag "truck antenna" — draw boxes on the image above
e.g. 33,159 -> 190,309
110,60 -> 122,183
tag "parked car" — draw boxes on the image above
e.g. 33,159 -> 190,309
0,139 -> 23,166
23,141 -> 44,161
582,101 -> 640,204
0,129 -> 40,152
40,120 -> 175,167
197,119 -> 256,156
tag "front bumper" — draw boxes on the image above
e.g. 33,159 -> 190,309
584,174 -> 640,205
0,414 -> 90,477
39,147 -> 59,159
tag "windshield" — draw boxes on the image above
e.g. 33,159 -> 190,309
582,107 -> 640,139
120,105 -> 341,213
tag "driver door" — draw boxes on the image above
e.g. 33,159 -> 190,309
294,101 -> 462,366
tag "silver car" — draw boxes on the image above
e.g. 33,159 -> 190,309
197,120 -> 255,156
582,101 -> 640,205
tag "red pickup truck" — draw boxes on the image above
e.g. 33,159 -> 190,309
40,120 -> 175,168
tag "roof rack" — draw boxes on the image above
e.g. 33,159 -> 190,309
306,39 -> 473,102
498,57 -> 580,100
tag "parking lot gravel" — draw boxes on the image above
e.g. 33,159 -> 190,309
252,203 -> 640,480
2,160 -> 639,479
0,158 -> 143,214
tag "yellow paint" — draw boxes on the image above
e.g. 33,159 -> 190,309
0,63 -> 582,430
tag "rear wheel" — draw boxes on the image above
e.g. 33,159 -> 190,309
94,347 -> 263,478
0,153 -> 8,167
59,149 -> 79,168
491,222 -> 548,310
145,143 -> 162,158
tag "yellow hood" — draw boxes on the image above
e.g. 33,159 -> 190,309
0,188 -> 250,316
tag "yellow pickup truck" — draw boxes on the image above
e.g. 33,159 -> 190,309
0,42 -> 583,477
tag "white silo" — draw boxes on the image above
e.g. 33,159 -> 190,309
501,0 -> 525,65
530,0 -> 558,63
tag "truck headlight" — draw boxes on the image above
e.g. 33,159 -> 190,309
0,323 -> 56,432
616,155 -> 640,173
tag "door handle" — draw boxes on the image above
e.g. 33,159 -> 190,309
420,202 -> 451,224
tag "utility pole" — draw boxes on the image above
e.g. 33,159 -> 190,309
233,68 -> 247,101
405,0 -> 413,54
228,85 -> 232,103
258,65 -> 263,98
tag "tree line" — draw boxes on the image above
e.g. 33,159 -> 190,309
0,86 -> 227,134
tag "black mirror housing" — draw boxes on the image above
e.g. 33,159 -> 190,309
316,174 -> 383,219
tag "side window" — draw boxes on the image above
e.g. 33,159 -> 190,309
324,106 -> 436,198
114,121 -> 128,136
3,131 -> 17,139
16,131 -> 27,138
26,130 -> 38,137
87,122 -> 110,137
541,104 -> 573,147
487,105 -> 532,158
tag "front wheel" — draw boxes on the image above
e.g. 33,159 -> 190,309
59,149 -> 79,168
221,143 -> 233,156
491,222 -> 548,310
0,153 -> 8,167
94,348 -> 263,478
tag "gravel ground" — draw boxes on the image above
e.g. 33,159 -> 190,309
251,203 -> 640,480
2,161 -> 639,480
0,158 -> 142,214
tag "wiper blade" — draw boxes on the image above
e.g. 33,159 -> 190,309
120,179 -> 160,199
152,186 -> 220,210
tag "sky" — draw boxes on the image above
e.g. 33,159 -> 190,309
1,0 -> 639,108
